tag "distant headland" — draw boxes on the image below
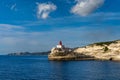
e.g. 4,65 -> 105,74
48,40 -> 120,61
8,51 -> 50,56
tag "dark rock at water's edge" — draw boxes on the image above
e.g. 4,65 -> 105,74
8,51 -> 50,56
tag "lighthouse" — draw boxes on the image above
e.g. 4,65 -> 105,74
56,41 -> 64,49
50,41 -> 72,54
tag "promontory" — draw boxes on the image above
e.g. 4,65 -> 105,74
48,40 -> 120,61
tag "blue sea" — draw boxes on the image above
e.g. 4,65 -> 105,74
0,56 -> 120,80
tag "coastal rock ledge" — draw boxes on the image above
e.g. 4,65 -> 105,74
48,40 -> 120,61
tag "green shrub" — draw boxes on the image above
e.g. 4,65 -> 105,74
95,41 -> 117,46
104,46 -> 109,52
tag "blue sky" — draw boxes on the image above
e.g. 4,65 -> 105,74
0,0 -> 120,54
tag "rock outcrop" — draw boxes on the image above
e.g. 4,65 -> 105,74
48,40 -> 120,61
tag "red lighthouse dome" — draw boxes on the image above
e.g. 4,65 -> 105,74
59,41 -> 62,45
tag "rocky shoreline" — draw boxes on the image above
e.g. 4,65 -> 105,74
48,40 -> 120,61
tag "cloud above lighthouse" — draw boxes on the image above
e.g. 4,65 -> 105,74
71,0 -> 105,16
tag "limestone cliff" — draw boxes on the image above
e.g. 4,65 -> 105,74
74,40 -> 120,61
48,40 -> 120,61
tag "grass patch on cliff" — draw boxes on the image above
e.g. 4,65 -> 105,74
89,41 -> 117,46
95,41 -> 116,46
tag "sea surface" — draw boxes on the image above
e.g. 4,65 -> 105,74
0,56 -> 120,80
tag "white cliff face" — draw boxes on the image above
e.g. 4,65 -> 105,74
73,40 -> 120,60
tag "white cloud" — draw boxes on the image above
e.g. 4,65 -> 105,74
10,3 -> 17,11
71,0 -> 105,16
0,24 -> 24,31
36,2 -> 57,19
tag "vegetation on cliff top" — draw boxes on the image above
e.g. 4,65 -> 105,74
89,40 -> 118,46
